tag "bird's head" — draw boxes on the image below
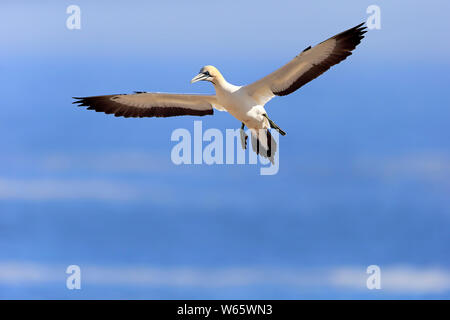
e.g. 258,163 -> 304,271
191,65 -> 221,84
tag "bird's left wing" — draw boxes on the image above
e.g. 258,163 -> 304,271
73,92 -> 224,118
244,23 -> 367,105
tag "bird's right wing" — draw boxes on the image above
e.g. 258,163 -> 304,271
73,92 -> 225,118
244,23 -> 367,105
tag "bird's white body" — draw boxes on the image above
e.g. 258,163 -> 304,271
214,81 -> 269,131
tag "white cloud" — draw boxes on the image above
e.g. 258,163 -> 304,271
0,175 -> 234,207
0,261 -> 449,294
0,177 -> 140,201
0,262 -> 58,284
43,152 -> 171,174
354,152 -> 450,182
1,152 -> 171,175
331,266 -> 450,293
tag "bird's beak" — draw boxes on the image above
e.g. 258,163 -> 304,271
191,73 -> 208,84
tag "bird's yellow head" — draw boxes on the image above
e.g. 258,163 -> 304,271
191,65 -> 222,84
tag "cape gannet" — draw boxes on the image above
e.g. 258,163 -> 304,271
74,23 -> 367,163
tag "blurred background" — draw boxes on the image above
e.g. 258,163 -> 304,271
0,0 -> 449,299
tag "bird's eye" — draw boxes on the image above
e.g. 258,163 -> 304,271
204,71 -> 210,76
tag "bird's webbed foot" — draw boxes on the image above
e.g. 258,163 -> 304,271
262,114 -> 286,136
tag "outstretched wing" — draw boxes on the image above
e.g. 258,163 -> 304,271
244,23 -> 367,105
73,92 -> 223,118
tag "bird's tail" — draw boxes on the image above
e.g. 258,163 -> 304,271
250,128 -> 277,164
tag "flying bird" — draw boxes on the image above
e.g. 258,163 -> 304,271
73,23 -> 367,163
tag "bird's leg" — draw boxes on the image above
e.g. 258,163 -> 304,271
262,114 -> 286,136
240,122 -> 248,150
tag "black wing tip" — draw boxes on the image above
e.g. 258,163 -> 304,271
343,22 -> 368,35
333,22 -> 368,47
72,96 -> 98,107
72,94 -> 123,106
354,22 -> 368,36
352,22 -> 367,32
72,97 -> 87,106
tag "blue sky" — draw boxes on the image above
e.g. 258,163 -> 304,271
0,0 -> 449,299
